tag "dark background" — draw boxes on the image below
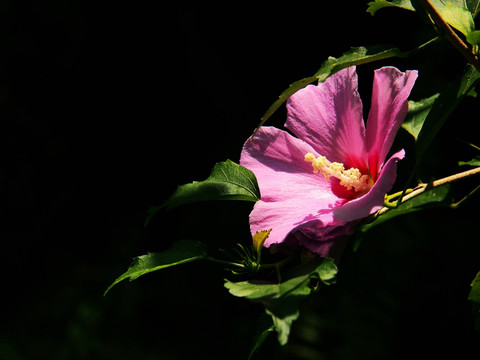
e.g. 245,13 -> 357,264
1,2 -> 479,359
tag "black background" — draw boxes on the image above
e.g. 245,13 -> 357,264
1,2 -> 479,359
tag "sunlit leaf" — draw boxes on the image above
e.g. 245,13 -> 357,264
225,274 -> 310,301
430,0 -> 468,10
440,4 -> 475,36
313,45 -> 410,82
367,0 -> 414,15
105,240 -> 208,295
225,258 -> 338,345
266,307 -> 299,346
467,30 -> 480,45
164,160 -> 260,209
402,93 -> 440,141
314,257 -> 338,285
426,1 -> 475,37
368,0 -> 476,36
356,185 -> 453,239
459,156 -> 480,166
225,258 -> 337,301
145,160 -> 260,225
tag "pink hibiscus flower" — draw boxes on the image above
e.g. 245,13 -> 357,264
240,66 -> 418,257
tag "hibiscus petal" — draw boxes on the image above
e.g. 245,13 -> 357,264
240,126 -> 332,202
248,196 -> 342,250
285,220 -> 354,258
240,126 -> 345,248
285,66 -> 367,171
366,67 -> 418,178
332,149 -> 405,222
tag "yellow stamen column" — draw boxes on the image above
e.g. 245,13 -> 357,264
305,152 -> 370,193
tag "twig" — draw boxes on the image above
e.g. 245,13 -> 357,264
374,166 -> 480,218
451,184 -> 480,208
417,0 -> 480,72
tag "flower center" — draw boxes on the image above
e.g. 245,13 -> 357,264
304,152 -> 370,193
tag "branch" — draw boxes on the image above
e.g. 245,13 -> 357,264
375,166 -> 480,218
417,0 -> 480,72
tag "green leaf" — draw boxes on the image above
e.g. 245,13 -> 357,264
248,314 -> 275,360
266,307 -> 299,346
469,271 -> 480,303
425,1 -> 475,36
162,160 -> 260,209
439,4 -> 475,36
104,240 -> 208,295
357,185 -> 453,237
253,76 -> 317,136
172,160 -> 259,207
367,0 -> 414,15
368,0 -> 477,35
416,64 -> 480,159
225,276 -> 305,346
314,257 -> 338,285
225,274 -> 310,301
402,93 -> 440,141
467,30 -> 480,45
164,160 -> 260,210
254,44 -> 416,135
469,271 -> 480,331
225,258 -> 338,345
467,0 -> 480,17
225,258 -> 337,301
424,1 -> 477,36
145,160 -> 261,225
313,45 -> 410,82
459,156 -> 480,166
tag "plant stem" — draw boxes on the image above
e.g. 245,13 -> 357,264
260,255 -> 294,270
417,0 -> 480,72
429,166 -> 480,186
375,166 -> 480,217
403,36 -> 441,57
451,184 -> 480,208
384,188 -> 414,207
206,256 -> 245,269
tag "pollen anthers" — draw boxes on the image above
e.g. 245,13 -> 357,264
305,152 -> 370,192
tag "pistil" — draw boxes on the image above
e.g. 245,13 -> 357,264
305,152 -> 370,193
